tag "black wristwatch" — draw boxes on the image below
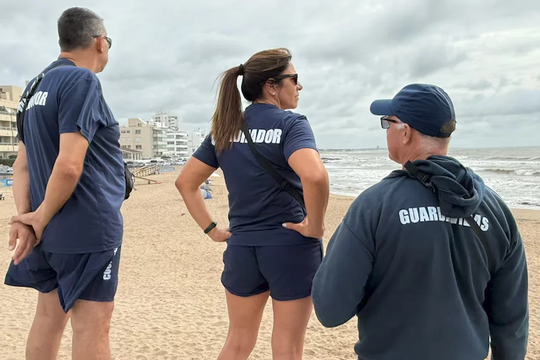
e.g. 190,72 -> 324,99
204,221 -> 217,234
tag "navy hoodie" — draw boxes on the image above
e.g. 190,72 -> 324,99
312,155 -> 528,360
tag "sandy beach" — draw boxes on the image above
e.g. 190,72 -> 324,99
0,168 -> 538,360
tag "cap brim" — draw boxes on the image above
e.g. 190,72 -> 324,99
370,99 -> 394,115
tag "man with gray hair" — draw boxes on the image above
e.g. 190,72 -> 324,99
312,84 -> 528,359
4,7 -> 124,360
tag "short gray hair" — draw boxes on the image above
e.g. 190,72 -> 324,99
397,120 -> 454,150
417,132 -> 451,150
57,7 -> 105,51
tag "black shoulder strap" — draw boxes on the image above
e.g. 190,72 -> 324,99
240,121 -> 306,210
18,62 -> 77,141
404,161 -> 496,273
18,73 -> 45,140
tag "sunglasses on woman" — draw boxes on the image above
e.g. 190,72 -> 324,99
273,73 -> 298,85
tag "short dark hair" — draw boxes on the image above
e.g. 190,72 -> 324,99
57,7 -> 105,52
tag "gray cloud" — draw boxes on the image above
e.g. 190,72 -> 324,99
498,77 -> 509,89
456,89 -> 540,118
407,45 -> 468,78
1,0 -> 540,149
462,80 -> 492,91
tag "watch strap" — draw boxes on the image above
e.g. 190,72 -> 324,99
204,221 -> 217,234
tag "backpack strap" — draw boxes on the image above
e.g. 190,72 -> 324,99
18,62 -> 77,142
18,73 -> 45,141
240,121 -> 306,210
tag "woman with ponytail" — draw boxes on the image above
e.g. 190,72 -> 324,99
176,48 -> 329,360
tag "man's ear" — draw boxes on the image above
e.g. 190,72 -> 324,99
402,123 -> 413,145
96,37 -> 105,53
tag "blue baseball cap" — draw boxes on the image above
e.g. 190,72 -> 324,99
370,83 -> 456,138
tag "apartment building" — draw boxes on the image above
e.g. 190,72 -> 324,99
154,111 -> 181,131
119,118 -> 168,159
119,118 -> 153,159
166,131 -> 189,158
121,148 -> 143,161
0,85 -> 22,159
152,127 -> 168,158
188,129 -> 206,155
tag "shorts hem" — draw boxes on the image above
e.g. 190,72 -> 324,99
226,239 -> 321,247
39,242 -> 122,255
4,277 -> 58,294
271,293 -> 312,301
77,295 -> 115,303
223,286 -> 269,298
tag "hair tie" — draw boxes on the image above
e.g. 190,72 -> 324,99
238,64 -> 244,76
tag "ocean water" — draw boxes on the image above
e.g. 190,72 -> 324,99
321,146 -> 540,210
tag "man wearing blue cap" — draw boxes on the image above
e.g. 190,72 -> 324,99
312,84 -> 528,360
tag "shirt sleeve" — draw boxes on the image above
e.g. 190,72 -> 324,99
312,197 -> 375,327
58,73 -> 105,143
283,115 -> 318,160
192,135 -> 219,168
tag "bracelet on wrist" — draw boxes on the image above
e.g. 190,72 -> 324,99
204,221 -> 217,234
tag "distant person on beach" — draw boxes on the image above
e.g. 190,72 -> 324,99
312,84 -> 528,360
176,48 -> 329,360
5,8 -> 124,360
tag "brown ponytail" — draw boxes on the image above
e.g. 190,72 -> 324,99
211,67 -> 243,153
211,48 -> 292,153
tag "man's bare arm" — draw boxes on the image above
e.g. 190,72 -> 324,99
12,142 -> 31,215
10,132 -> 89,239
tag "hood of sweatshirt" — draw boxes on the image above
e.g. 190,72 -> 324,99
388,155 -> 485,218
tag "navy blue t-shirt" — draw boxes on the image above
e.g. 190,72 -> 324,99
17,58 -> 124,254
193,103 -> 319,246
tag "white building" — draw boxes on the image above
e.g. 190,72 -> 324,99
152,125 -> 168,158
187,129 -> 207,155
154,111 -> 181,132
0,85 -> 21,159
165,131 -> 189,159
119,118 -> 168,159
121,111 -> 207,160
121,148 -> 143,161
163,128 -> 207,159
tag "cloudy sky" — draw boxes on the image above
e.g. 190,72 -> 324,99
1,0 -> 539,149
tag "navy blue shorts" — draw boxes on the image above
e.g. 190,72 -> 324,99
221,241 -> 323,301
4,245 -> 121,312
